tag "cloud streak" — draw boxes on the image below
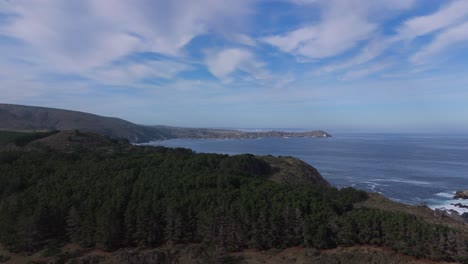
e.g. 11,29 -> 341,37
412,21 -> 468,64
262,1 -> 377,59
397,0 -> 468,39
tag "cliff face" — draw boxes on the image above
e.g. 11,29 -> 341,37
260,155 -> 331,187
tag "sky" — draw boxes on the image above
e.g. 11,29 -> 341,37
1,0 -> 468,133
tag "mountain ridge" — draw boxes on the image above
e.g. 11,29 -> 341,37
0,103 -> 163,143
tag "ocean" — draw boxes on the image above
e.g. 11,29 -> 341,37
146,133 -> 468,214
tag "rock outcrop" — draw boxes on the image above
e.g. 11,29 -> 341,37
260,155 -> 331,187
454,190 -> 468,199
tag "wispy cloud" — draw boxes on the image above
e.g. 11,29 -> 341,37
412,21 -> 468,64
0,0 -> 254,73
89,59 -> 192,86
262,0 -> 417,60
397,0 -> 468,39
262,1 -> 377,59
341,62 -> 393,80
310,0 -> 468,76
316,38 -> 392,74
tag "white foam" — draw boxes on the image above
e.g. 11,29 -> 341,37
361,181 -> 380,192
429,202 -> 468,215
427,191 -> 468,215
435,192 -> 455,199
372,178 -> 431,185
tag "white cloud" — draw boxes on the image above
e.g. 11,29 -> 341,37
205,49 -> 252,79
0,59 -> 94,102
263,0 -> 417,60
161,79 -> 220,92
262,0 -> 380,59
398,1 -> 468,65
273,73 -> 295,89
411,21 -> 468,64
205,48 -> 267,82
341,62 -> 392,80
89,60 -> 192,86
226,34 -> 257,47
289,0 -> 318,5
397,0 -> 468,39
289,0 -> 414,10
310,0 -> 468,76
264,17 -> 376,59
316,38 -> 393,74
339,0 -> 468,70
0,0 -> 466,91
0,0 -> 254,73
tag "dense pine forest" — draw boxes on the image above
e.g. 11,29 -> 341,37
0,131 -> 467,263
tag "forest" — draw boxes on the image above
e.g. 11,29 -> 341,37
0,131 -> 467,263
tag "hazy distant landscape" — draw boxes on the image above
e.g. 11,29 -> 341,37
0,104 -> 330,143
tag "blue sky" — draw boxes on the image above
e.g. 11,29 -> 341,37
1,0 -> 468,132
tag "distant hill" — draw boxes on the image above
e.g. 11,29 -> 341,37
0,103 -> 331,143
0,104 -> 166,143
152,125 -> 331,139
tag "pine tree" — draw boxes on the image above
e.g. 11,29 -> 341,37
66,207 -> 82,244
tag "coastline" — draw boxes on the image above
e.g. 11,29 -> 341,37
427,191 -> 468,215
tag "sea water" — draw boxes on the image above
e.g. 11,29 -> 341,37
147,133 -> 468,214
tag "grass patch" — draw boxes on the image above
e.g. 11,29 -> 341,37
0,130 -> 59,147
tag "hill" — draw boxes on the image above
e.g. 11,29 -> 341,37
0,104 -> 331,143
0,103 -> 165,143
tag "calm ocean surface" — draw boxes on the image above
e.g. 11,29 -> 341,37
147,133 -> 468,214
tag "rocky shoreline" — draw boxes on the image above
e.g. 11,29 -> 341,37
430,190 -> 468,224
